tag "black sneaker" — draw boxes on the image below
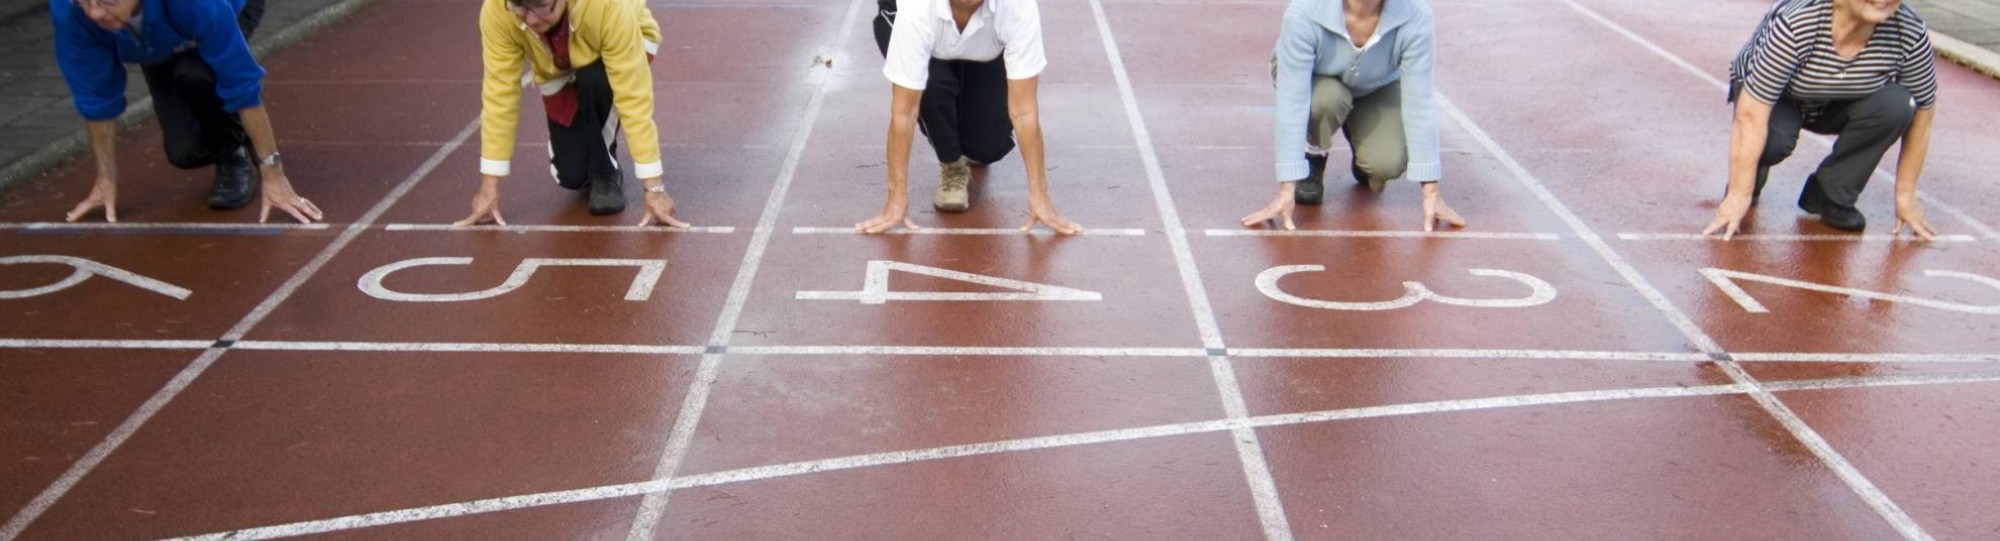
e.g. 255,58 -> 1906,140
1295,153 -> 1326,205
1797,175 -> 1864,231
207,146 -> 256,210
588,170 -> 626,215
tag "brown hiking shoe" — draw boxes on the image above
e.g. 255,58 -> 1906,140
934,157 -> 971,212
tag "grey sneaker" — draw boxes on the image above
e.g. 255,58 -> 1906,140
934,157 -> 971,212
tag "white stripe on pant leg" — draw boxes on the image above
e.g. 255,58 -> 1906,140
549,142 -> 560,185
603,109 -> 620,172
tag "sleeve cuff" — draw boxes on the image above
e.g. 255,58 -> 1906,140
480,158 -> 511,177
884,70 -> 927,91
1275,159 -> 1309,183
634,160 -> 664,179
1406,161 -> 1442,182
1004,60 -> 1046,80
642,39 -> 659,56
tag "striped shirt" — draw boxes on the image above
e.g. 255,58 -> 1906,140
1728,0 -> 1937,118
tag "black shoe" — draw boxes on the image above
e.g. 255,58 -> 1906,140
1797,174 -> 1824,215
1797,175 -> 1864,231
588,171 -> 626,215
1295,153 -> 1326,205
207,147 -> 256,210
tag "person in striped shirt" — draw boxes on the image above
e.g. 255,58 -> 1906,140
1706,0 -> 1940,240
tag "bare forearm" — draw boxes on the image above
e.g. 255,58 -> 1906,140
1895,107 -> 1935,198
885,86 -> 923,206
237,105 -> 281,166
885,116 -> 915,204
1013,113 -> 1050,198
85,120 -> 117,181
1726,99 -> 1771,197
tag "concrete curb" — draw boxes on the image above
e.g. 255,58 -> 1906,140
1932,29 -> 2000,81
0,0 -> 380,193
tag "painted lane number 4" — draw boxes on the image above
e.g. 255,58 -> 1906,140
1255,265 -> 1557,311
1701,268 -> 2000,314
796,261 -> 1102,304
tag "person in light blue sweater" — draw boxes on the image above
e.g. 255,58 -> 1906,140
53,0 -> 321,223
1241,0 -> 1463,231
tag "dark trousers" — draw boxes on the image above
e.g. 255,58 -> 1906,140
546,61 -> 620,190
873,0 -> 1016,165
1759,84 -> 1917,211
139,0 -> 264,170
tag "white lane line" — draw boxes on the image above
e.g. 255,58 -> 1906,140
0,120 -> 483,541
1553,0 -> 2000,242
9,339 -> 1993,367
728,345 -> 1209,357
1229,348 -> 1711,362
162,370 -> 2000,541
382,224 -> 737,234
1617,232 -> 1979,242
1732,352 -> 2000,363
1085,0 -> 1292,537
228,341 -> 706,355
1205,229 -> 1561,240
1440,90 -> 1934,540
789,226 -> 1150,236
621,0 -> 871,537
0,222 -> 331,232
0,339 -> 214,350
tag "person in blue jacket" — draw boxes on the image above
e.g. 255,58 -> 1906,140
1241,0 -> 1463,232
53,0 -> 322,223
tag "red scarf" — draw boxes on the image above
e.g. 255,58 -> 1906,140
536,18 -> 657,128
538,20 -> 580,127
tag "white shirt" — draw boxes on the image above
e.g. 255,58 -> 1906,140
881,0 -> 1048,90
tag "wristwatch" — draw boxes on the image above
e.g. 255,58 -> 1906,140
643,184 -> 666,193
259,152 -> 281,167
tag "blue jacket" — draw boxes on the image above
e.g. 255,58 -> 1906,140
1272,0 -> 1440,183
51,0 -> 264,121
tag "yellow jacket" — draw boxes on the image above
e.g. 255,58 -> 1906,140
479,0 -> 664,179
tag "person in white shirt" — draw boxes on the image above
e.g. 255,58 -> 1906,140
859,0 -> 1080,234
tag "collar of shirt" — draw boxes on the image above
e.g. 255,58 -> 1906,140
931,0 -> 996,42
1309,0 -> 1413,47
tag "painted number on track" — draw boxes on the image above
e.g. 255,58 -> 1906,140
1256,265 -> 1557,311
796,260 -> 1102,304
358,257 -> 666,302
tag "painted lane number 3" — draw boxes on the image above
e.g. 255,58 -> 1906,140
1255,265 -> 1557,311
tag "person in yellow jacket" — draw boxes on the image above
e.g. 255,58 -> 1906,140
458,0 -> 690,225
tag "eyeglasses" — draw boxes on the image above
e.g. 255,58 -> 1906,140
507,0 -> 560,19
72,0 -> 121,9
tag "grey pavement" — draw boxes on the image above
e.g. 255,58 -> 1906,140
1909,1 -> 2000,78
0,0 -> 376,191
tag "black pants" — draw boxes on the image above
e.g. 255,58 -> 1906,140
1759,84 -> 1917,212
139,0 -> 264,170
873,0 -> 1015,164
546,61 -> 620,190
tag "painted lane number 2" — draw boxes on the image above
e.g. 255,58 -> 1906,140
1256,265 -> 1557,311
1701,268 -> 2000,314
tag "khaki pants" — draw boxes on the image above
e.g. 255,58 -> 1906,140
1274,59 -> 1408,186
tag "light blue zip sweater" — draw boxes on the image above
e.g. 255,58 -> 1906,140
1272,0 -> 1440,183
